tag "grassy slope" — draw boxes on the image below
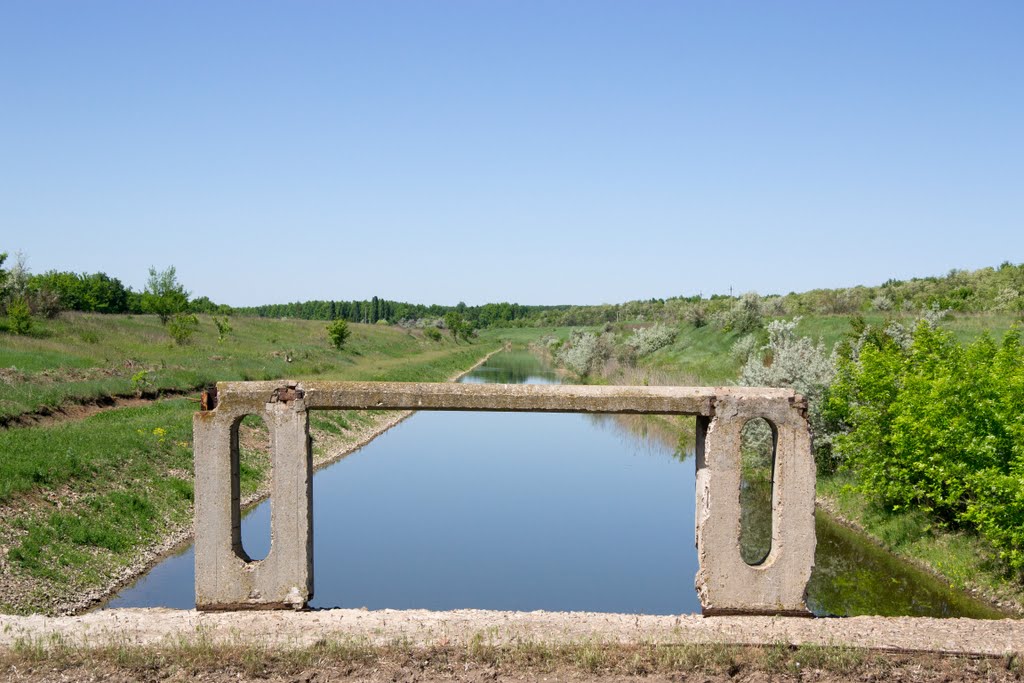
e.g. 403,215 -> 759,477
634,312 -> 1021,387
0,312 -> 504,422
633,311 -> 1024,609
0,313 -> 510,614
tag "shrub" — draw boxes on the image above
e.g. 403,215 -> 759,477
718,292 -> 764,333
625,323 -> 677,357
131,370 -> 152,397
167,312 -> 199,345
826,322 -> 1024,572
739,318 -> 836,468
6,297 -> 32,334
423,326 -> 442,342
213,316 -> 232,343
327,319 -> 351,350
871,294 -> 893,311
730,334 -> 759,362
684,303 -> 709,328
555,331 -> 612,377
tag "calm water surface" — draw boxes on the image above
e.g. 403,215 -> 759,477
105,351 -> 1005,618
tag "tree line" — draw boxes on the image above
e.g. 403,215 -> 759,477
233,298 -> 563,328
5,248 -> 1022,332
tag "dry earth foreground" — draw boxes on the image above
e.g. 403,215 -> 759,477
2,608 -> 1024,681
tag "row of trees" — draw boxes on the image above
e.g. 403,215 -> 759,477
235,297 -> 557,328
7,250 -> 1021,335
27,267 -> 230,317
0,251 -> 213,343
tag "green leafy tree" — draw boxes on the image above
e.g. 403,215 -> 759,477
443,311 -> 472,342
142,266 -> 189,324
327,319 -> 351,350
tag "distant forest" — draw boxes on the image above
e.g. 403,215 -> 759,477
233,298 -> 565,328
237,262 -> 1024,328
6,251 -> 1023,329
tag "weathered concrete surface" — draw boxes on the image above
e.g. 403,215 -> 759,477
194,383 -> 313,610
695,393 -> 816,615
194,381 -> 815,615
1,609 -> 1021,656
212,380 -> 724,415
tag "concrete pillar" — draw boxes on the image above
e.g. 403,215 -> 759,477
194,391 -> 313,610
695,392 -> 816,615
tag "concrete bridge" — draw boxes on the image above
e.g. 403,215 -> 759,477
193,381 -> 816,615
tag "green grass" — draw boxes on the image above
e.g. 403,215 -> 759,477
0,312 -> 493,423
0,399 -> 195,503
640,323 -> 746,385
0,313 -> 501,614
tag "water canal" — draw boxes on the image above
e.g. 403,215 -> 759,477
106,350 -> 1005,618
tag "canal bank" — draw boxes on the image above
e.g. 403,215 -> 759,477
106,350 -> 1007,619
59,344 -> 506,617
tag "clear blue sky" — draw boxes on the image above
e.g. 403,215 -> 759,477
1,1 -> 1022,307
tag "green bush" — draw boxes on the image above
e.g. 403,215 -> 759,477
213,316 -> 232,342
6,297 -> 32,334
423,326 -> 443,342
826,322 -> 1024,571
327,319 -> 351,350
167,312 -> 199,345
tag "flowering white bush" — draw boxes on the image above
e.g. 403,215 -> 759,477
717,292 -> 764,333
730,333 -> 759,362
625,323 -> 677,357
739,318 -> 836,457
555,331 -> 613,377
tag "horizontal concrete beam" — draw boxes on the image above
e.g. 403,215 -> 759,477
208,381 -> 803,417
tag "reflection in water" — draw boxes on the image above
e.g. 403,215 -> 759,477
461,351 -> 559,385
739,418 -> 774,566
105,350 -> 1009,618
810,514 -> 1005,618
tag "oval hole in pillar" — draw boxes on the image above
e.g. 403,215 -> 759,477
739,417 -> 776,566
235,413 -> 272,562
